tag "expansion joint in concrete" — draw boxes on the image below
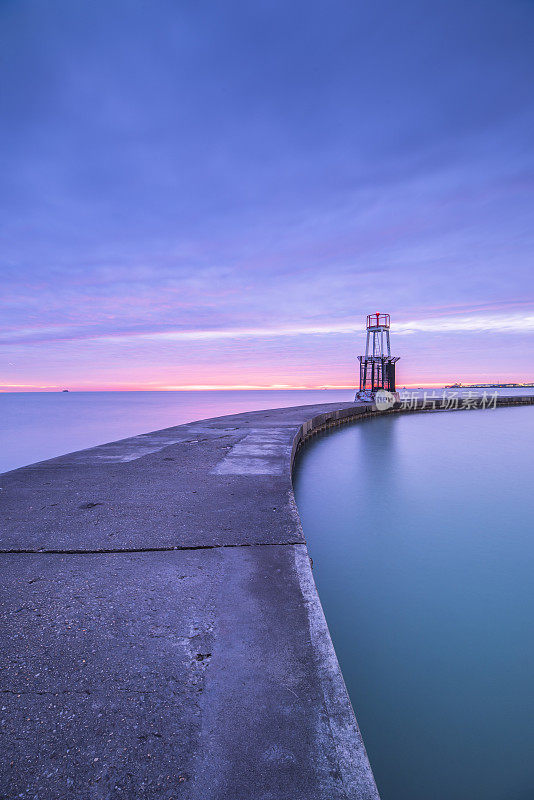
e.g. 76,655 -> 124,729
0,539 -> 304,556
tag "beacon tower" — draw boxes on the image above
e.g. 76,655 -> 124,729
356,313 -> 400,402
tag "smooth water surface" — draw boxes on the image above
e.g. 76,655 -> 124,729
0,389 -> 352,474
2,387 -> 533,475
293,406 -> 534,800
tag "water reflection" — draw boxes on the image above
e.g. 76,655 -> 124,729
293,407 -> 534,800
0,389 -> 353,474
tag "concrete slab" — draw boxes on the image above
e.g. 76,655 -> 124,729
0,404 -> 357,552
0,546 -> 376,800
2,396 -> 532,799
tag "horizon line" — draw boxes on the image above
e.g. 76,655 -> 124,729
1,380 -> 532,393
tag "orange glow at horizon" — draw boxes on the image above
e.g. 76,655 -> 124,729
1,377 -> 531,392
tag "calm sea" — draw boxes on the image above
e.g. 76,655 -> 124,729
0,389 -> 353,474
1,387 -> 532,475
293,404 -> 534,800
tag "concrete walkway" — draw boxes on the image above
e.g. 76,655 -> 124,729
1,401 -> 380,800
1,397 -> 532,799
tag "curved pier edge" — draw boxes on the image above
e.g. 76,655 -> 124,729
290,393 -> 534,468
1,394 -> 532,800
294,544 -> 380,799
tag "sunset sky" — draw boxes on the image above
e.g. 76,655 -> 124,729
1,0 -> 533,390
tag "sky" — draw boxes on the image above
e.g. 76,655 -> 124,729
1,0 -> 533,390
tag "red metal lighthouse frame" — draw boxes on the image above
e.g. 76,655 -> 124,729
356,313 -> 399,400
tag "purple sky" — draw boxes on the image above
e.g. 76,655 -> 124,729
1,0 -> 533,389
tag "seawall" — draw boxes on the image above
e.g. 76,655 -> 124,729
1,395 -> 532,799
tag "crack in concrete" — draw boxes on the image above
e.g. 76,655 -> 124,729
0,540 -> 304,555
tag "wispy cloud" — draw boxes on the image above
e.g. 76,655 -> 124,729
2,312 -> 533,346
1,1 -> 533,387
395,314 -> 534,335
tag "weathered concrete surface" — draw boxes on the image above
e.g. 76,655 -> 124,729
1,396 -> 533,799
1,546 -> 374,800
0,401 -> 380,800
0,403 -> 358,552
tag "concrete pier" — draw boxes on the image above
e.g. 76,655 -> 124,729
1,396 -> 533,799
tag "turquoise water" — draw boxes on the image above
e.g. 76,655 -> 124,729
2,387 -> 532,475
293,407 -> 534,800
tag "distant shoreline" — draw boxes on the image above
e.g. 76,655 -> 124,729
443,383 -> 534,389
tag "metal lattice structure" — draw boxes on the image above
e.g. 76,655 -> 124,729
356,313 -> 400,400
